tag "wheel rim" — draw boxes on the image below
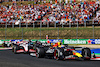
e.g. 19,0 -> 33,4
14,47 -> 16,53
36,49 -> 39,58
84,50 -> 87,56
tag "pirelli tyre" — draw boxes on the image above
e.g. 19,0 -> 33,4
82,48 -> 91,60
9,44 -> 12,47
54,48 -> 65,60
36,48 -> 45,58
12,46 -> 20,54
2,43 -> 7,47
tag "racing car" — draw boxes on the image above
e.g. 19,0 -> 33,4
2,41 -> 12,47
31,41 -> 92,61
2,40 -> 24,47
12,40 -> 35,54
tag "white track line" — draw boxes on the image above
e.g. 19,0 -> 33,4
0,47 -> 12,50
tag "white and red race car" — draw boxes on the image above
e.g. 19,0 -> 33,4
12,41 -> 35,54
2,41 -> 12,47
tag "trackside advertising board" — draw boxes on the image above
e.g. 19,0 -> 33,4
0,40 -> 10,44
31,39 -> 63,43
49,39 -> 63,43
63,39 -> 90,44
90,39 -> 100,44
31,39 -> 48,43
38,39 -> 48,43
1,39 -> 100,45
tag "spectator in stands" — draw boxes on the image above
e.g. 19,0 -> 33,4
0,0 -> 99,26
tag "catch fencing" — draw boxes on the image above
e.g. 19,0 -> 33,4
0,20 -> 100,39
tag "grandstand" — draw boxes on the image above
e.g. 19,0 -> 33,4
0,0 -> 100,2
0,0 -> 100,39
0,0 -> 100,27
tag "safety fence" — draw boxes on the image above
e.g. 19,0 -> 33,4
0,20 -> 100,39
0,20 -> 100,28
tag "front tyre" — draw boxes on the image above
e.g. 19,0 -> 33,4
13,46 -> 20,54
54,48 -> 65,60
82,48 -> 91,60
13,46 -> 17,54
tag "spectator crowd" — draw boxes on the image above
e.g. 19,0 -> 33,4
0,0 -> 100,26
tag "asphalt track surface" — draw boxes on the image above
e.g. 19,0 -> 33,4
0,50 -> 100,67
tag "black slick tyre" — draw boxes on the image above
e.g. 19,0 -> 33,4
36,48 -> 45,58
82,48 -> 91,60
54,48 -> 65,60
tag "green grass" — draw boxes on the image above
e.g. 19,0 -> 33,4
0,27 -> 100,39
0,0 -> 99,5
0,27 -> 94,30
0,47 -> 4,48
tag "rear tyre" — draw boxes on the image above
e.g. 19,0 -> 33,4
36,48 -> 45,58
2,43 -> 7,47
9,44 -> 12,47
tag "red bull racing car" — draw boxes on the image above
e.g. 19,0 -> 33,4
31,41 -> 93,60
